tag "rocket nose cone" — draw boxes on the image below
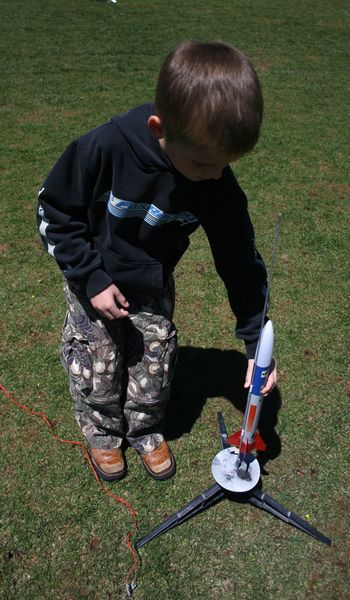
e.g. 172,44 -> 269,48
256,320 -> 274,368
263,319 -> 274,339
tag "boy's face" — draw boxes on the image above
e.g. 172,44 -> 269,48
159,138 -> 238,181
147,115 -> 239,181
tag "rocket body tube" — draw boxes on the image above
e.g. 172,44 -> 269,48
229,320 -> 274,454
241,320 -> 274,453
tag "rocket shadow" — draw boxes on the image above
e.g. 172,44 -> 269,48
164,346 -> 282,468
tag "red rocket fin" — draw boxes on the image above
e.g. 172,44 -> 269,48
227,430 -> 242,447
254,432 -> 267,452
227,430 -> 267,452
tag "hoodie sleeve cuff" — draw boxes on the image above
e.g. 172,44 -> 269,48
85,269 -> 113,299
245,339 -> 258,360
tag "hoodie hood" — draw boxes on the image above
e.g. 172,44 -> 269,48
112,103 -> 172,172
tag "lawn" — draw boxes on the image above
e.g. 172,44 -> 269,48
0,1 -> 349,599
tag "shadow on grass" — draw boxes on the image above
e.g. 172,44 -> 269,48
164,346 -> 282,468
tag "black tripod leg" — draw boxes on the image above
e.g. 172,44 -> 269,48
249,490 -> 331,545
135,483 -> 225,549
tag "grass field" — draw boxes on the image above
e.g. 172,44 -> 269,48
1,1 -> 349,599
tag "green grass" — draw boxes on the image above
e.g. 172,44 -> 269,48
1,1 -> 349,599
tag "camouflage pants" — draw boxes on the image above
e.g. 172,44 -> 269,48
60,278 -> 177,453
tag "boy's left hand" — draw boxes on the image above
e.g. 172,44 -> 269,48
244,358 -> 277,396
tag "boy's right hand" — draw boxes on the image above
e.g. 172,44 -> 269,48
90,284 -> 129,320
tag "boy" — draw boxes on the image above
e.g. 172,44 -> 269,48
37,40 -> 277,482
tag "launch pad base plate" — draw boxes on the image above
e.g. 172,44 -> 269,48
211,447 -> 260,493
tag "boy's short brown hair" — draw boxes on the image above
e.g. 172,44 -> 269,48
155,40 -> 263,156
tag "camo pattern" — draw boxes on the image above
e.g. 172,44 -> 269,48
61,278 -> 177,453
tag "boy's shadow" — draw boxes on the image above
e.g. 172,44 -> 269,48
164,346 -> 282,468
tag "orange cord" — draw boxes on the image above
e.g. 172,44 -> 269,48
0,383 -> 139,589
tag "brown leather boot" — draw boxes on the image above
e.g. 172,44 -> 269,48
139,441 -> 176,480
90,448 -> 126,482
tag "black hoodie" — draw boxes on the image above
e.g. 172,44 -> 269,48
37,104 -> 267,357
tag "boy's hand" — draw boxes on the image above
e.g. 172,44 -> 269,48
90,284 -> 129,320
244,358 -> 277,396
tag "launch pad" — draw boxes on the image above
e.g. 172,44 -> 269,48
135,412 -> 331,549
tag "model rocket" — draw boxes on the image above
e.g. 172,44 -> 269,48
228,319 -> 274,457
210,319 -> 274,494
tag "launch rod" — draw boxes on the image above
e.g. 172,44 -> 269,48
259,212 -> 283,337
135,484 -> 225,549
